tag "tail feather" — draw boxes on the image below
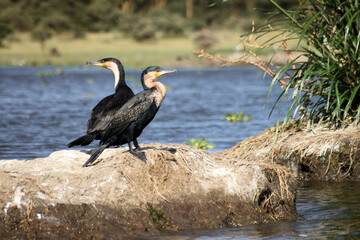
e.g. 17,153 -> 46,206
82,143 -> 109,167
68,134 -> 95,148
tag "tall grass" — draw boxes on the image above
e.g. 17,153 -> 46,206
264,0 -> 360,127
196,0 -> 360,130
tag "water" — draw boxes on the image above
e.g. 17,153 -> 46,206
1,66 -> 359,239
0,66 -> 288,159
147,181 -> 360,240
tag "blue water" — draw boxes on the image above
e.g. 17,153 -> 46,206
0,66 -> 288,159
1,66 -> 359,239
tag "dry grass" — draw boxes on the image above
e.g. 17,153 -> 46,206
195,22 -> 305,89
218,122 -> 360,181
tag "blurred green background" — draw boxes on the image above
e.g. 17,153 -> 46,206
0,0 -> 297,67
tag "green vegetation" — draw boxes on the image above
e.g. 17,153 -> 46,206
185,138 -> 215,150
147,203 -> 170,230
36,67 -> 64,77
262,0 -> 360,127
223,111 -> 251,122
198,0 -> 360,129
0,0 -> 298,38
0,0 -> 299,66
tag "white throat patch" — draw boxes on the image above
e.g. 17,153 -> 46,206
107,62 -> 120,90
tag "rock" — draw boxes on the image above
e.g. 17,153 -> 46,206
219,125 -> 360,181
0,143 -> 296,239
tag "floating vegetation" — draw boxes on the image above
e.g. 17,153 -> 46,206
223,111 -> 251,122
37,67 -> 64,77
185,138 -> 215,150
40,82 -> 48,88
86,78 -> 94,84
56,67 -> 64,75
37,70 -> 55,77
82,93 -> 95,98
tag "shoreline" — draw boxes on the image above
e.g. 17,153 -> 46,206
0,32 -> 298,68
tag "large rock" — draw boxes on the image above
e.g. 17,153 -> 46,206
219,124 -> 360,181
0,143 -> 297,239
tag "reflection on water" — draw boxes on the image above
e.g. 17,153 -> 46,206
144,182 -> 360,240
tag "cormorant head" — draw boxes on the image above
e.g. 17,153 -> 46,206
86,57 -> 122,70
141,66 -> 176,90
86,57 -> 125,90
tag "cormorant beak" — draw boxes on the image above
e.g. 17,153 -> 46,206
86,61 -> 107,68
155,69 -> 177,78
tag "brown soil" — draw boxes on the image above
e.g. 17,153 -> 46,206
0,143 -> 297,239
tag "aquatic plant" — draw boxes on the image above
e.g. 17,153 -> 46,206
37,70 -> 56,77
86,78 -> 94,84
196,0 -> 360,130
37,67 -> 64,77
223,111 -> 251,122
185,138 -> 215,150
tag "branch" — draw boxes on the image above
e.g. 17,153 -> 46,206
194,50 -> 289,88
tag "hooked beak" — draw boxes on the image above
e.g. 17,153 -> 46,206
86,61 -> 107,68
155,69 -> 177,78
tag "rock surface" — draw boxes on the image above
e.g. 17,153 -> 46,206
219,124 -> 360,181
0,143 -> 296,239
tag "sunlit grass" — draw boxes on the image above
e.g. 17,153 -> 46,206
0,31 -> 239,67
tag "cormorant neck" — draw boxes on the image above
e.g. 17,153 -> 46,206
142,73 -> 159,90
107,61 -> 125,92
142,74 -> 166,105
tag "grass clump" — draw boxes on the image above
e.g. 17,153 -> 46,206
185,138 -> 215,150
223,111 -> 251,122
196,0 -> 360,129
267,0 -> 360,127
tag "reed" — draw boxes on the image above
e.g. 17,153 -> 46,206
196,0 -> 360,130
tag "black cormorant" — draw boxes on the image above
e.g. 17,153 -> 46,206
68,57 -> 136,148
82,66 -> 176,167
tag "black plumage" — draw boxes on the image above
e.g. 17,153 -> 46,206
68,57 -> 136,148
82,66 -> 176,167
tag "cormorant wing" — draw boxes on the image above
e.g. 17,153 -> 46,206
87,86 -> 135,134
100,90 -> 155,143
87,94 -> 113,133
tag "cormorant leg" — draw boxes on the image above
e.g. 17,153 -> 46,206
133,139 -> 140,150
128,142 -> 135,154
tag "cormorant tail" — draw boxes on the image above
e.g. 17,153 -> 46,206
68,134 -> 95,148
82,143 -> 110,167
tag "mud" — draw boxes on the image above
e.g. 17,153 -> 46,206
219,124 -> 360,181
0,143 -> 297,238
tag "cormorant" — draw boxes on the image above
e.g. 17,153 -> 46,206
82,66 -> 176,167
68,57 -> 136,148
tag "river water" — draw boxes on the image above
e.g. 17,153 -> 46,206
0,66 -> 289,159
1,66 -> 359,238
